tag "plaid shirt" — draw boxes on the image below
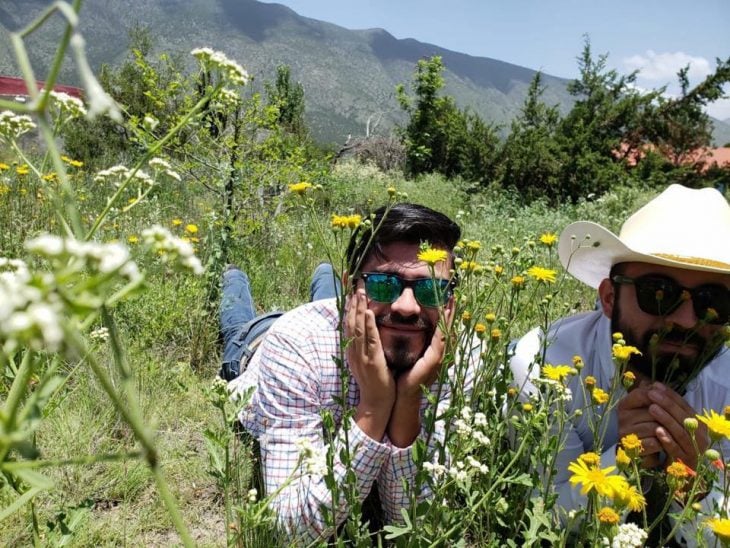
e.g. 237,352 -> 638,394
229,298 -> 473,543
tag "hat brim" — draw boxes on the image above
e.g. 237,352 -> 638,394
558,221 -> 730,289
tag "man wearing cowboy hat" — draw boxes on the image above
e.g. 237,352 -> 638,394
511,184 -> 730,543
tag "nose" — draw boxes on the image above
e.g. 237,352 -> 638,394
667,295 -> 699,329
390,286 -> 421,317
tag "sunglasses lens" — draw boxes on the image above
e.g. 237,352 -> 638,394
363,273 -> 401,303
413,279 -> 450,308
634,277 -> 683,316
693,285 -> 730,324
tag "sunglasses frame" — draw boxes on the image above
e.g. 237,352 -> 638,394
359,272 -> 453,308
611,274 -> 730,324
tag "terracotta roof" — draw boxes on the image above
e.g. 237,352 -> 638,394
0,75 -> 83,99
617,142 -> 730,171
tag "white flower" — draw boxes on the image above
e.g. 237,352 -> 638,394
141,225 -> 204,275
423,460 -> 446,479
247,488 -> 257,503
474,412 -> 487,427
191,47 -> 249,86
148,158 -> 181,181
454,418 -> 472,436
460,406 -> 473,421
472,431 -> 491,446
611,523 -> 647,548
466,455 -> 488,474
143,115 -> 159,131
90,326 -> 110,342
0,110 -> 36,141
49,90 -> 87,119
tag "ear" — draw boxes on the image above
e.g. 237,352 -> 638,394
597,278 -> 615,318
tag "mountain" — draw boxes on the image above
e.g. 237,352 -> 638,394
2,0 -> 729,146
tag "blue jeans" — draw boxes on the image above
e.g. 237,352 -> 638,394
219,263 -> 341,380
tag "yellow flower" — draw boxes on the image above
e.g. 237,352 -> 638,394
539,232 -> 558,247
490,328 -> 502,342
542,364 -> 574,383
697,409 -> 730,441
706,517 -> 730,543
16,165 -> 29,175
185,224 -> 199,234
666,460 -> 691,479
620,434 -> 643,458
459,260 -> 479,272
461,311 -> 472,324
61,155 -> 83,167
0,162 -> 9,170
568,459 -> 621,497
578,452 -> 601,467
42,172 -> 57,182
288,181 -> 313,195
484,312 -> 496,324
592,388 -> 609,405
527,266 -> 557,283
127,235 -> 139,244
0,183 -> 10,195
612,344 -> 642,361
172,218 -> 183,226
616,447 -> 631,470
494,265 -> 504,276
622,371 -> 636,389
466,240 -> 481,251
612,332 -> 624,342
511,275 -> 526,289
418,248 -> 449,266
596,506 -> 620,525
522,403 -> 533,412
613,482 -> 646,512
474,323 -> 487,338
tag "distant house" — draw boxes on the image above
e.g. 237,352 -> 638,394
0,75 -> 83,101
617,142 -> 730,173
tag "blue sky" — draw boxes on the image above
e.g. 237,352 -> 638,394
261,0 -> 730,121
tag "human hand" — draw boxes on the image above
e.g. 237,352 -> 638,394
394,306 -> 452,399
647,382 -> 708,471
617,381 -> 663,469
346,289 -> 395,439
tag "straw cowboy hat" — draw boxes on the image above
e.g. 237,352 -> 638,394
558,184 -> 730,289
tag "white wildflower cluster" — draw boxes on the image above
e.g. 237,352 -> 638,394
141,225 -> 204,275
295,438 -> 328,477
0,258 -> 64,352
89,326 -> 110,342
423,460 -> 447,479
466,455 -> 489,474
26,234 -> 141,283
0,110 -> 36,142
94,165 -> 153,187
448,461 -> 469,482
148,158 -> 181,182
534,376 -> 573,402
191,47 -> 249,86
608,523 -> 647,548
213,88 -> 241,111
48,90 -> 87,119
454,405 -> 490,445
246,488 -> 258,503
142,115 -> 159,132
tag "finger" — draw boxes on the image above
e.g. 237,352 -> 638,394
619,421 -> 663,441
618,387 -> 653,410
640,436 -> 663,456
648,383 -> 696,424
655,426 -> 691,464
649,403 -> 693,453
364,307 -> 383,362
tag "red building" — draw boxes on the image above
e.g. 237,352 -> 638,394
0,75 -> 83,100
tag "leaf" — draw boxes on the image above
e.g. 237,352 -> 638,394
14,467 -> 54,489
383,508 -> 412,539
0,486 -> 43,522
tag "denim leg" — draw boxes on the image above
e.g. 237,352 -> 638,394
310,263 -> 342,301
220,268 -> 257,365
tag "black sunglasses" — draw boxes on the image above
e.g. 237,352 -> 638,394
359,272 -> 453,308
612,274 -> 730,325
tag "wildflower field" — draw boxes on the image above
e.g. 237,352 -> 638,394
2,3 -> 730,547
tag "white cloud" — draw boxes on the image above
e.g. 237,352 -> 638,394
622,50 -> 712,83
622,51 -> 730,122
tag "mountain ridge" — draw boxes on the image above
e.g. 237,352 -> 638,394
1,0 -> 728,145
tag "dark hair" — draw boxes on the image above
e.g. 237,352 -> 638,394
346,203 -> 461,275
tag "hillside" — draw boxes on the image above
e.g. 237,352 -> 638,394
1,0 -> 729,145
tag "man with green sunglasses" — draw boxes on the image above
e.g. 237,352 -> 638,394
510,184 -> 730,545
228,203 -> 465,543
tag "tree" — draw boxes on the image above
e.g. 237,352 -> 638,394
397,56 -> 499,182
554,38 -> 659,201
265,65 -> 307,139
497,72 -> 564,202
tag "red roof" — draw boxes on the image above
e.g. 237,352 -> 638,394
0,76 -> 83,99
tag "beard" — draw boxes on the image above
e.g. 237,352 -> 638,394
376,312 -> 435,375
611,300 -> 724,392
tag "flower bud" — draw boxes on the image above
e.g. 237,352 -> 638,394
705,448 -> 721,462
684,417 -> 699,433
622,371 -> 636,389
